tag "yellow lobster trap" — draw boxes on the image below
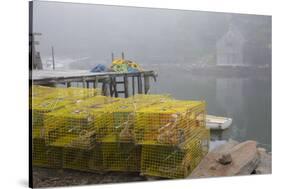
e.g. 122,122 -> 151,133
32,127 -> 64,168
31,85 -> 102,129
43,96 -> 121,144
103,94 -> 172,142
140,127 -> 210,178
135,100 -> 206,145
31,96 -> 74,168
32,127 -> 49,167
100,135 -> 141,172
31,85 -> 101,100
31,85 -> 211,176
62,144 -> 103,172
42,96 -> 121,171
31,86 -> 103,169
32,97 -> 74,129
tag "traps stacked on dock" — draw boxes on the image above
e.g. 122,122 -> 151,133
32,97 -> 74,168
104,94 -> 171,142
100,135 -> 141,172
31,85 -> 102,168
44,96 -> 118,144
141,128 -> 209,178
100,94 -> 171,172
135,100 -> 209,178
31,85 -> 102,130
31,85 -> 210,178
135,100 -> 206,145
44,96 -> 121,171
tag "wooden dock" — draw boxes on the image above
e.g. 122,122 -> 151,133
31,70 -> 157,97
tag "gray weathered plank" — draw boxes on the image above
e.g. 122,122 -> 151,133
189,141 -> 260,178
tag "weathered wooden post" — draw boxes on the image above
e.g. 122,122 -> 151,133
51,46 -> 55,70
66,82 -> 71,88
132,76 -> 135,95
137,73 -> 143,94
109,77 -> 114,97
82,78 -> 86,88
144,75 -> 150,94
102,81 -> 105,95
124,74 -> 129,98
113,77 -> 118,97
94,77 -> 98,89
102,77 -> 110,96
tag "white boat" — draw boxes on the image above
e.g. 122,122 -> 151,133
206,115 -> 232,130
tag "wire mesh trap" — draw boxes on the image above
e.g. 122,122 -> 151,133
103,94 -> 172,142
135,100 -> 206,145
31,86 -> 103,168
32,127 -> 64,168
31,85 -> 210,177
100,135 -> 141,172
62,144 -> 103,172
140,127 -> 210,178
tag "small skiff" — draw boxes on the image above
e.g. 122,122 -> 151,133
206,115 -> 232,130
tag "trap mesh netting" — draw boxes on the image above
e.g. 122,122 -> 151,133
135,100 -> 206,145
140,127 -> 209,178
31,86 -> 102,168
31,85 -> 209,178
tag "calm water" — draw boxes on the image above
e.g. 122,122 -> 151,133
60,64 -> 271,151
148,65 -> 272,151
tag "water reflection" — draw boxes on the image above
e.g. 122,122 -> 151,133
214,78 -> 247,141
150,66 -> 271,151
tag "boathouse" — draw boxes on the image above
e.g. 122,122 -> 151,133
216,24 -> 245,66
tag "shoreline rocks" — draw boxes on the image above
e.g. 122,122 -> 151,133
189,140 -> 271,178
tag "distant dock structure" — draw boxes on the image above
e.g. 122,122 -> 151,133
216,24 -> 245,66
31,70 -> 157,98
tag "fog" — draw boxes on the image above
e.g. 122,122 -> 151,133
33,1 -> 271,69
32,1 -> 272,150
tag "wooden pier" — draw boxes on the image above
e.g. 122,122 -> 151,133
31,70 -> 157,97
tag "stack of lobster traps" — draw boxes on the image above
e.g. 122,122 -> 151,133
31,85 -> 209,178
135,100 -> 209,178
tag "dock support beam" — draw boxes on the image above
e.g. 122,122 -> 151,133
132,76 -> 135,96
113,77 -> 118,97
66,82 -> 71,88
82,78 -> 86,88
102,78 -> 110,96
109,77 -> 113,97
124,75 -> 129,98
137,74 -> 143,94
144,75 -> 150,94
94,77 -> 98,89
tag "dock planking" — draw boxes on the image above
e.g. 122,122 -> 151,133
31,70 -> 157,97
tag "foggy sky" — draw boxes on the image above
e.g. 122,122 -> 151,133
33,1 -> 271,67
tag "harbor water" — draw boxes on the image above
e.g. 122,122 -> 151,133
149,65 -> 271,151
